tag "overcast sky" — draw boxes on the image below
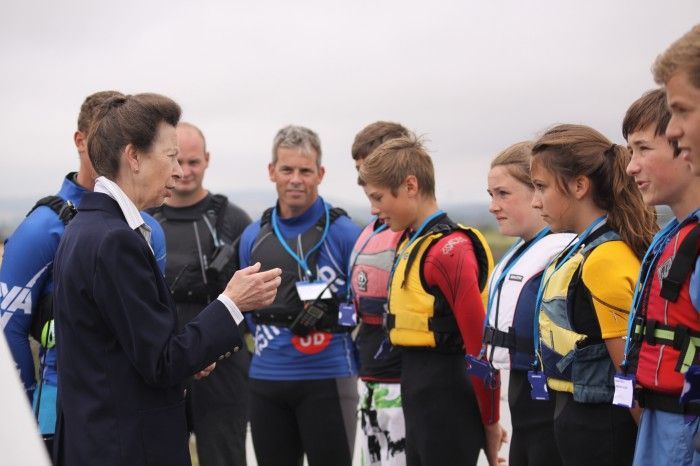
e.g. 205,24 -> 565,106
1,0 -> 698,209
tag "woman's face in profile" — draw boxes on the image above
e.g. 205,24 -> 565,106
138,122 -> 181,209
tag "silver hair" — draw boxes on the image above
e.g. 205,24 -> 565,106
271,125 -> 322,166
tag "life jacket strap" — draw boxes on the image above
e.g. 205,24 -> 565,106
483,326 -> 515,348
660,223 -> 700,302
360,314 -> 384,325
634,319 -> 700,373
636,387 -> 700,414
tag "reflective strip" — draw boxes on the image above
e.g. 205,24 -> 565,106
354,249 -> 396,272
634,325 -> 700,374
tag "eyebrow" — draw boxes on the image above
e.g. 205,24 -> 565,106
630,138 -> 649,146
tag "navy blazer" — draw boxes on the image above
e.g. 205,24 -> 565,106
52,192 -> 243,466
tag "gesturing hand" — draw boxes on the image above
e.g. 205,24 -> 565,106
223,262 -> 282,312
194,362 -> 216,380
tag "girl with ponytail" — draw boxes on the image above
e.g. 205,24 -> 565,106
530,124 -> 656,466
485,141 -> 574,466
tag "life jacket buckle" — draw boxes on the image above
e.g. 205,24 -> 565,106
674,325 -> 691,351
632,315 -> 646,343
383,313 -> 395,330
645,319 -> 659,346
483,326 -> 495,344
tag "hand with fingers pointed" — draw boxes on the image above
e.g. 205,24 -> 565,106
223,262 -> 282,312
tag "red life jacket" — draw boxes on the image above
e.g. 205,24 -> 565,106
350,222 -> 403,325
636,221 -> 700,395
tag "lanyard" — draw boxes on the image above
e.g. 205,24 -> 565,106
621,209 -> 700,370
345,220 -> 388,302
480,227 -> 550,357
387,210 -> 446,291
270,201 -> 330,279
531,216 -> 606,370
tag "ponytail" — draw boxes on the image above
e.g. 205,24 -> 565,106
599,144 -> 657,257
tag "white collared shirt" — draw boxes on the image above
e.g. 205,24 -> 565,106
94,176 -> 243,325
94,176 -> 153,252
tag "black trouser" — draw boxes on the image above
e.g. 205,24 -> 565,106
177,301 -> 251,466
508,370 -> 562,466
249,376 -> 358,466
186,348 -> 250,466
553,391 -> 637,466
401,349 -> 484,466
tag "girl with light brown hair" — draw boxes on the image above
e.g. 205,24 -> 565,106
529,124 -> 656,466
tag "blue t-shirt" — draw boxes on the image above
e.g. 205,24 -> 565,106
238,197 -> 361,380
0,173 -> 166,399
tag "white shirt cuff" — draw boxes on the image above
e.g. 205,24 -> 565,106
217,294 -> 245,325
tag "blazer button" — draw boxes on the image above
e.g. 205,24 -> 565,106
218,354 -> 225,361
224,351 -> 232,358
233,346 -> 240,353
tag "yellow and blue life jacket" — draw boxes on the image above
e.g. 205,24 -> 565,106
539,229 -> 621,403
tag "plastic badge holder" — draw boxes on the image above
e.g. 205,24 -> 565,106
612,374 -> 635,408
295,280 -> 333,301
528,371 -> 550,401
681,365 -> 700,404
465,355 -> 492,379
338,302 -> 357,327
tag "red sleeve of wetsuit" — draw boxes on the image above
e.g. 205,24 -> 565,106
423,232 -> 500,425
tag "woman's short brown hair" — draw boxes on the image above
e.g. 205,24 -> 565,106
358,135 -> 435,198
87,93 -> 181,179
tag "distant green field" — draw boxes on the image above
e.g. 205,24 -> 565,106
473,225 -> 516,262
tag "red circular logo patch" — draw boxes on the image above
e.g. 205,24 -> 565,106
291,332 -> 333,354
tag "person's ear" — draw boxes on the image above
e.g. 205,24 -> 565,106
570,175 -> 591,200
125,144 -> 140,173
404,175 -> 419,197
74,131 -> 86,153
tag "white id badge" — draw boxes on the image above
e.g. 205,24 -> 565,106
295,280 -> 332,301
612,374 -> 635,408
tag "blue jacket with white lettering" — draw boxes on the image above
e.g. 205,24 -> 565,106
0,173 -> 166,400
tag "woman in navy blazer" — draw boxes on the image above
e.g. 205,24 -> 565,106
52,93 -> 281,466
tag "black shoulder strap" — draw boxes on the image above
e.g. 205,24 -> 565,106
260,207 -> 274,227
206,194 -> 229,232
320,207 -> 348,227
661,223 -> 700,302
27,195 -> 76,226
462,228 -> 489,292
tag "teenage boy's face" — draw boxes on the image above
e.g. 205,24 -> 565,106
626,126 -> 692,209
666,71 -> 700,174
530,163 -> 574,233
363,182 -> 413,232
